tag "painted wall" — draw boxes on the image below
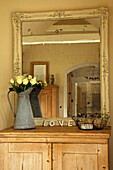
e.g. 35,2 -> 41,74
0,0 -> 113,169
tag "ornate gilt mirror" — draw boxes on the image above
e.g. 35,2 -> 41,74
12,8 -> 109,125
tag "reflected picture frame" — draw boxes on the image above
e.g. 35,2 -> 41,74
31,62 -> 49,83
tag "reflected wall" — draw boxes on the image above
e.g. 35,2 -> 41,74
23,43 -> 100,117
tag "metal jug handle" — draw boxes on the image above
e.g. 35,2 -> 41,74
7,91 -> 16,117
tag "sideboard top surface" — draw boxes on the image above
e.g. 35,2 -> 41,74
0,126 -> 111,139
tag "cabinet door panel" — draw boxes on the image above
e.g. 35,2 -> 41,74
62,154 -> 97,170
53,144 -> 98,170
39,89 -> 52,117
8,143 -> 51,170
23,153 -> 42,170
9,153 -> 42,170
76,154 -> 97,170
62,154 -> 77,170
9,153 -> 23,170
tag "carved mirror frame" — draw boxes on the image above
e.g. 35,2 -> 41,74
12,8 -> 109,126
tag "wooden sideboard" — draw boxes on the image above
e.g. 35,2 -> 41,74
0,126 -> 111,170
39,85 -> 59,118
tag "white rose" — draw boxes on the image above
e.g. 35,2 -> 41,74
16,75 -> 24,80
10,78 -> 15,84
33,76 -> 37,80
17,78 -> 23,85
23,78 -> 29,85
30,78 -> 37,85
44,81 -> 47,86
28,75 -> 32,80
20,75 -> 25,79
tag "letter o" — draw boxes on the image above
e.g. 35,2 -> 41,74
49,121 -> 55,126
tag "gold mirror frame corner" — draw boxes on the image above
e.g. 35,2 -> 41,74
12,7 -> 109,125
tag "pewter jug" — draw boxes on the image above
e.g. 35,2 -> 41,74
7,88 -> 36,129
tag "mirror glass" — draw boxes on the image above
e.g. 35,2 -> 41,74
21,17 -> 101,118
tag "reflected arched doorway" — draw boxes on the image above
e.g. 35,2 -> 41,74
64,63 -> 100,117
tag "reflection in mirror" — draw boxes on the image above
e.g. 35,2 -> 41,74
67,65 -> 100,117
22,17 -> 101,118
76,81 -> 100,113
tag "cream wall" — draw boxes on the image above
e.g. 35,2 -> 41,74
23,43 -> 99,116
0,0 -> 113,169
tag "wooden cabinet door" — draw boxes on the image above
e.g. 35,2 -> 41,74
39,85 -> 59,118
0,143 -> 51,170
53,144 -> 98,170
39,89 -> 52,117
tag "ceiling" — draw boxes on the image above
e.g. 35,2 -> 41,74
22,18 -> 100,45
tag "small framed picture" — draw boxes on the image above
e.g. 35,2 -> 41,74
31,62 -> 49,83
